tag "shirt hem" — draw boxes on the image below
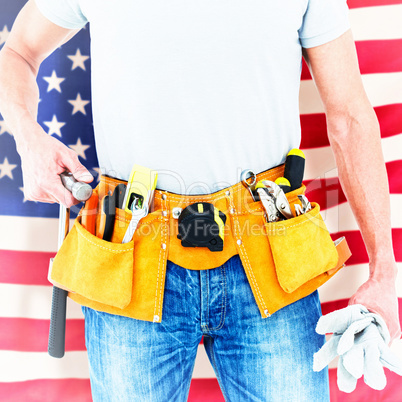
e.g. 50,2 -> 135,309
300,22 -> 350,49
34,0 -> 87,30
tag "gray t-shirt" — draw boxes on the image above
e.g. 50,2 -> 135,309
35,0 -> 350,194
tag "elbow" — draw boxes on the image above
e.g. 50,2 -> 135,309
0,44 -> 40,76
325,102 -> 380,147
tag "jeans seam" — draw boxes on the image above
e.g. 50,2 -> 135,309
204,269 -> 210,332
201,271 -> 209,333
208,264 -> 227,331
205,339 -> 230,402
207,269 -> 210,329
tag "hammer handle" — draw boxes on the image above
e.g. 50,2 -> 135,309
48,203 -> 70,358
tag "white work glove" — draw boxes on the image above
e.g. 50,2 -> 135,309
313,304 -> 402,393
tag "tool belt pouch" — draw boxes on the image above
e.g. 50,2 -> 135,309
48,190 -> 134,310
266,202 -> 339,293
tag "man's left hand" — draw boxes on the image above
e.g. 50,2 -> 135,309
348,260 -> 401,342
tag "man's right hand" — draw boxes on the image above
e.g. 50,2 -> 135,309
17,124 -> 93,207
0,0 -> 88,208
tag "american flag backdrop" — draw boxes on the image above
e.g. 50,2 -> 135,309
0,0 -> 401,400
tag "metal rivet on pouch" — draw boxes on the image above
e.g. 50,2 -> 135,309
162,194 -> 167,200
161,243 -> 166,249
153,315 -> 160,322
230,208 -> 235,214
264,310 -> 271,317
172,207 -> 182,219
225,190 -> 230,196
162,210 -> 168,216
237,239 -> 242,246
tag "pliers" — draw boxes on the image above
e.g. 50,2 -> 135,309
256,180 -> 293,222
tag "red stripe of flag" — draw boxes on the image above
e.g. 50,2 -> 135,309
0,379 -> 227,402
355,40 -> 402,75
1,300 -> 400,353
304,160 -> 402,209
2,367 -> 401,402
322,298 -> 402,324
330,229 -> 402,265
302,40 -> 402,80
0,250 -> 55,286
189,379 -> 225,402
0,296 -> 400,354
328,369 -> 402,401
300,105 -> 402,149
347,0 -> 402,9
305,177 -> 347,210
1,227 -> 402,288
0,318 -> 85,352
0,379 -> 92,402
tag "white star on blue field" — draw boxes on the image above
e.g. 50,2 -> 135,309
0,5 -> 98,218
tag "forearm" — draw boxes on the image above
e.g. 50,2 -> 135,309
0,45 -> 42,151
326,103 -> 397,280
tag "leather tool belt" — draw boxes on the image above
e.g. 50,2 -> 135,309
49,163 -> 351,323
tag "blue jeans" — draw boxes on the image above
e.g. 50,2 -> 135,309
82,254 -> 329,402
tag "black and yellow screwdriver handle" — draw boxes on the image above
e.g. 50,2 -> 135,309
283,149 -> 305,191
274,177 -> 291,193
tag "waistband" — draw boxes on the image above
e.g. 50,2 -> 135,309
97,163 -> 306,216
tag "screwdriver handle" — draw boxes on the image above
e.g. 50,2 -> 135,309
283,149 -> 305,191
274,177 -> 291,194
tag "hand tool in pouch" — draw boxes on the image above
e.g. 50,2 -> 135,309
112,183 -> 127,209
283,148 -> 305,191
295,194 -> 312,216
96,184 -> 126,240
255,180 -> 293,222
81,192 -> 98,235
48,173 -> 93,358
60,171 -> 93,201
97,195 -> 116,241
121,165 -> 158,244
240,169 -> 258,200
274,177 -> 291,193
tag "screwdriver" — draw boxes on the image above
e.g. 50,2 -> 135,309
283,149 -> 305,191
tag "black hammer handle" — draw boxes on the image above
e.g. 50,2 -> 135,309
48,174 -> 92,358
48,286 -> 68,358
